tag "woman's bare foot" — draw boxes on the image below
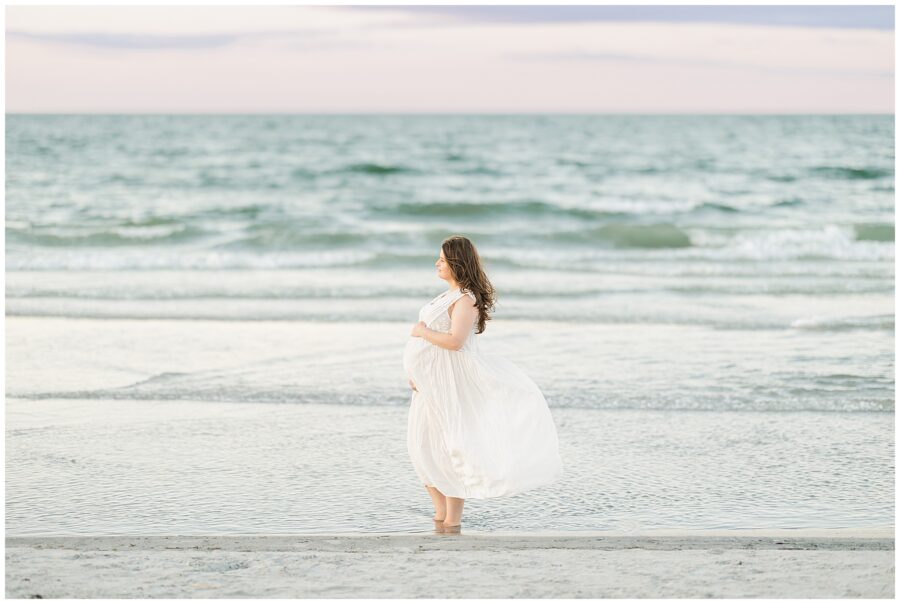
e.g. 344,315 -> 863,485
440,522 -> 461,534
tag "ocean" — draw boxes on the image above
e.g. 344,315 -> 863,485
5,114 -> 894,535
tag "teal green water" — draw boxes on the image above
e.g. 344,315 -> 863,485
5,114 -> 895,413
6,114 -> 894,270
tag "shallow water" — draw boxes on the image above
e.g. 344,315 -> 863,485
6,397 -> 893,536
5,317 -> 894,413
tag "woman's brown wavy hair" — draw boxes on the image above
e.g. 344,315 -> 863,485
441,235 -> 496,334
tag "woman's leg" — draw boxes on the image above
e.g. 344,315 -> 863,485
425,485 -> 447,521
444,496 -> 465,526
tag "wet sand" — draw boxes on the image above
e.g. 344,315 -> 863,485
6,530 -> 893,598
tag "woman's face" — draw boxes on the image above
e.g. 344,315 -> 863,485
435,249 -> 453,282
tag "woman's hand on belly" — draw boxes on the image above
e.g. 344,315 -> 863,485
410,321 -> 428,337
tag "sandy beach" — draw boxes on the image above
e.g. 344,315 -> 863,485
5,531 -> 893,598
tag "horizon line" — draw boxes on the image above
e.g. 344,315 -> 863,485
6,111 -> 895,116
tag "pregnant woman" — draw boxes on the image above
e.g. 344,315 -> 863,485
403,235 -> 564,534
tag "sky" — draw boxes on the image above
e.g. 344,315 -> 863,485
5,4 -> 895,113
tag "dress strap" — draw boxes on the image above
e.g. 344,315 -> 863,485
422,287 -> 468,325
444,288 -> 478,318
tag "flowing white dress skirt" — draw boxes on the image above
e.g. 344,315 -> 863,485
403,287 -> 564,499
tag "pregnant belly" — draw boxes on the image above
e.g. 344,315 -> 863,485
403,337 -> 430,379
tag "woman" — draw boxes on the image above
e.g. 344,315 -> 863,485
403,235 -> 564,534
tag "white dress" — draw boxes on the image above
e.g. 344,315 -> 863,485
403,286 -> 564,499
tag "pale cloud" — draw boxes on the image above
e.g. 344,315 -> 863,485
352,5 -> 895,30
5,6 -> 894,113
6,29 -> 348,51
503,22 -> 894,79
4,5 -> 418,34
8,31 -> 251,50
509,50 -> 893,80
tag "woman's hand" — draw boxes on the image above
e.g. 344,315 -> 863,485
408,378 -> 418,392
410,321 -> 428,338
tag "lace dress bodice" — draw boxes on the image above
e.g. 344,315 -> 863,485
404,287 -> 479,381
418,288 -> 479,352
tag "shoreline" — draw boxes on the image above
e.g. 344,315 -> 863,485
6,526 -> 895,541
6,533 -> 893,598
6,532 -> 894,552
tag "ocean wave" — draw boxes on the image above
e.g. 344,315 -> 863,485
772,198 -> 804,207
6,276 -> 893,301
6,295 -> 894,333
540,223 -> 692,248
216,225 -> 370,249
6,205 -> 298,249
6,222 -> 207,246
341,162 -> 416,175
370,199 -> 623,219
854,223 -> 894,242
5,249 -> 379,270
6,234 -> 892,270
790,315 -> 895,331
372,198 -> 756,219
694,202 -> 740,213
355,251 -> 521,269
766,174 -> 797,183
722,226 -> 894,262
10,383 -> 892,413
809,166 -> 892,180
555,157 -> 591,167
